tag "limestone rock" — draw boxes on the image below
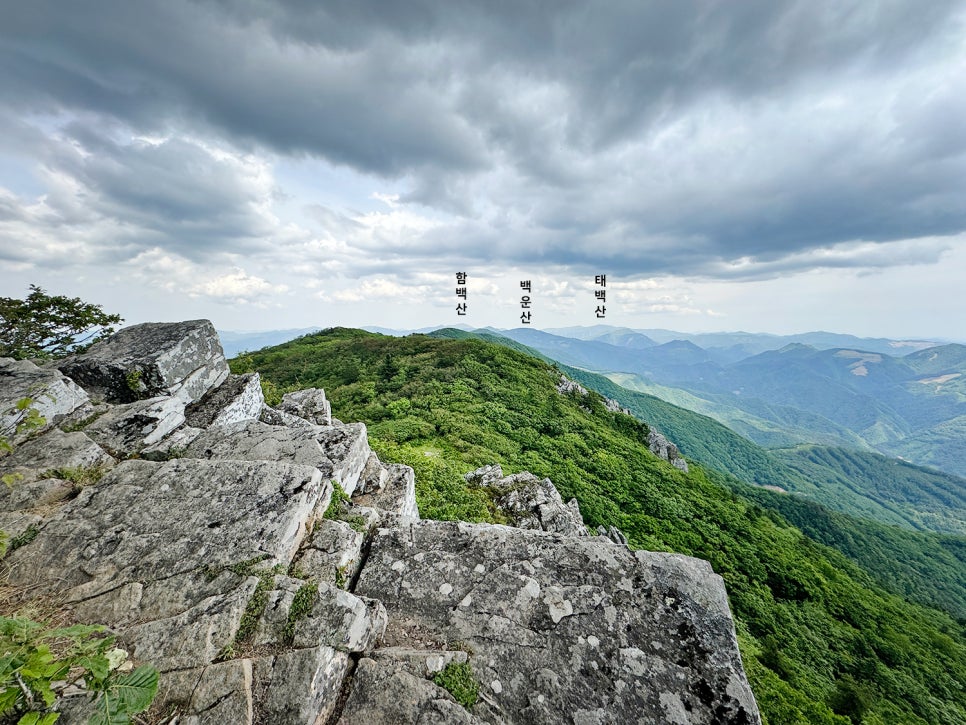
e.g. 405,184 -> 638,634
140,424 -> 203,460
252,646 -> 349,725
338,657 -> 484,725
185,372 -> 264,429
292,581 -> 387,652
151,659 -> 255,725
352,463 -> 419,518
83,396 -> 186,458
465,465 -> 587,536
57,320 -> 229,404
355,519 -> 760,725
556,375 -> 588,396
186,421 -> 371,496
370,646 -> 469,678
293,518 -> 366,586
0,428 -> 114,485
279,388 -> 332,426
648,429 -> 689,473
0,358 -> 90,443
259,404 -> 315,429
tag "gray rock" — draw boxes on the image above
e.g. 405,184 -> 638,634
140,424 -> 203,461
259,404 -> 315,429
279,388 -> 332,426
253,646 -> 349,725
292,581 -> 387,652
83,396 -> 186,458
151,659 -> 255,725
185,373 -> 264,429
338,657 -> 484,725
352,463 -> 419,518
57,320 -> 229,404
5,458 -> 328,598
370,646 -> 469,678
355,451 -> 388,495
648,429 -> 689,473
0,428 -> 114,486
355,520 -> 760,725
465,465 -> 586,536
186,421 -> 371,496
0,358 -> 90,443
293,518 -> 366,587
556,375 -> 588,397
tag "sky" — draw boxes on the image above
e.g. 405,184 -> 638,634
1,1 -> 965,340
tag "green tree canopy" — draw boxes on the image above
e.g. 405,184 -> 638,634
0,285 -> 122,359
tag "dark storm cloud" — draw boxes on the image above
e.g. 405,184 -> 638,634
1,0 -> 965,279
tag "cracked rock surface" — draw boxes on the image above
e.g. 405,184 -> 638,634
0,319 -> 759,724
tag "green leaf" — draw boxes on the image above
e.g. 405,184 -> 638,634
93,665 -> 159,723
18,713 -> 60,725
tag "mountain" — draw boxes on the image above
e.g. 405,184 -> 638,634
235,328 -> 966,725
217,327 -> 321,357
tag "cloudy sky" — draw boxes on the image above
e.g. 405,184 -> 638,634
1,1 -> 965,339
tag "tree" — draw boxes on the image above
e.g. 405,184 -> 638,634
0,285 -> 122,360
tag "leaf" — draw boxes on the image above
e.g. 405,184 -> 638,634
17,713 -> 60,725
92,665 -> 159,723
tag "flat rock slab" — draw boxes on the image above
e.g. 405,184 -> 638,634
355,520 -> 760,725
0,427 -> 114,485
0,358 -> 90,443
57,320 -> 229,404
352,463 -> 419,518
5,458 -> 328,599
186,421 -> 371,496
84,396 -> 186,457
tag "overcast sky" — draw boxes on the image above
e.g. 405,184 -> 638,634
1,1 -> 965,340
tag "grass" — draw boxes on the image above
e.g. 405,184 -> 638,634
432,661 -> 479,710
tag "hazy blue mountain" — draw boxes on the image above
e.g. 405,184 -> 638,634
218,327 -> 321,357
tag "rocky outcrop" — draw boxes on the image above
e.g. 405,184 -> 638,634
1,358 -> 90,443
0,320 -> 758,724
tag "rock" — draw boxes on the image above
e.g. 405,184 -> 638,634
0,477 -> 75,511
465,465 -> 586,536
355,451 -> 388,495
355,519 -> 760,725
352,463 -> 418,518
0,428 -> 114,485
370,646 -> 469,678
0,358 -> 90,443
185,373 -> 264,429
293,518 -> 366,587
252,646 -> 349,725
56,320 -> 229,404
279,388 -> 332,426
556,375 -> 588,397
291,581 -> 387,652
648,429 -> 689,473
5,458 -> 328,599
259,404 -> 315,429
151,659 -> 255,724
83,396 -> 186,458
597,525 -> 629,546
186,421 -> 371,496
338,657 -> 484,725
140,424 -> 203,460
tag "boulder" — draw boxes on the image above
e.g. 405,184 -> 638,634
57,320 -> 229,404
279,388 -> 332,426
0,358 -> 90,443
185,373 -> 264,429
83,396 -> 186,458
252,646 -> 349,725
465,465 -> 586,536
355,519 -> 760,725
293,518 -> 367,587
259,405 -> 315,429
648,429 -> 689,473
0,428 -> 114,485
186,421 -> 371,496
352,463 -> 418,518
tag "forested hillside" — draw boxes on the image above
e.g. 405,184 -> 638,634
233,329 -> 966,725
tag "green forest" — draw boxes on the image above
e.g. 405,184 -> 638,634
232,328 -> 966,725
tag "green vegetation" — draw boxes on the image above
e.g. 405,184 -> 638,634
432,661 -> 478,710
234,329 -> 966,724
283,582 -> 317,644
0,285 -> 122,360
0,616 -> 158,724
323,481 -> 350,520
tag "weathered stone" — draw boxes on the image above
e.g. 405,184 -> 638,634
185,373 -> 263,429
0,477 -> 74,511
83,396 -> 186,457
279,387 -> 332,426
57,320 -> 229,404
355,451 -> 388,495
140,424 -> 202,460
292,581 -> 387,652
186,421 -> 371,496
0,511 -> 43,542
0,358 -> 90,443
259,404 -> 315,429
253,646 -> 349,725
151,659 -> 254,725
0,428 -> 114,486
352,463 -> 418,518
355,520 -> 760,725
556,375 -> 588,397
648,429 -> 689,473
293,518 -> 366,586
370,646 -> 469,678
338,657 -> 484,725
5,458 -> 328,598
466,465 -> 586,536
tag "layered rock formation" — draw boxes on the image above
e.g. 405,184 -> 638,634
0,321 -> 758,724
